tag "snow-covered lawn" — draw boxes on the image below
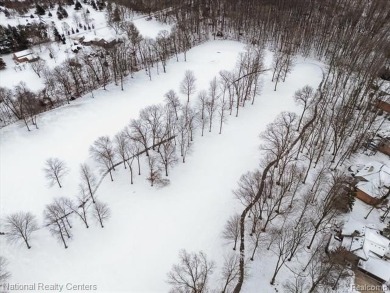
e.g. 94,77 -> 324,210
0,40 -> 324,292
0,53 -> 45,91
133,17 -> 171,38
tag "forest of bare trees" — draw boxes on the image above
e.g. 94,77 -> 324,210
1,0 -> 389,290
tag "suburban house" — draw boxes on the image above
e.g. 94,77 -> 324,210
76,35 -> 121,48
352,162 -> 390,205
377,99 -> 390,113
341,219 -> 390,284
377,137 -> 390,156
12,49 -> 38,63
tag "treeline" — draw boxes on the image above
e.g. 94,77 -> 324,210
113,0 -> 389,83
0,23 -> 48,54
0,0 -> 104,13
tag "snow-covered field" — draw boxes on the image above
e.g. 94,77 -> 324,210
0,38 -> 325,292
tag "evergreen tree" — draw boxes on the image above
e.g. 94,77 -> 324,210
112,6 -> 121,22
53,26 -> 61,41
74,1 -> 83,10
35,4 -> 46,16
0,58 -> 6,70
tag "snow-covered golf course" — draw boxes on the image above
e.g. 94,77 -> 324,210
0,40 -> 323,292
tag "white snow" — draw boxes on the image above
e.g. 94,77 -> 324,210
132,17 -> 171,38
0,39 -> 325,292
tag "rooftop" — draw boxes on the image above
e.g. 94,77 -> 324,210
355,163 -> 390,198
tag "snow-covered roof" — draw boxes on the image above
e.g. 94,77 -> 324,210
363,228 -> 390,258
342,225 -> 390,260
25,54 -> 38,60
341,218 -> 366,236
358,257 -> 390,282
14,49 -> 33,58
355,162 -> 390,198
70,35 -> 85,41
355,162 -> 390,179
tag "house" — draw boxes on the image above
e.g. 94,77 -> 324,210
352,162 -> 390,205
12,49 -> 38,63
341,220 -> 390,283
80,35 -> 122,49
377,99 -> 390,113
377,138 -> 390,156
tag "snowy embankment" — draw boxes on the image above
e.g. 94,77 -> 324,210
0,40 -> 323,292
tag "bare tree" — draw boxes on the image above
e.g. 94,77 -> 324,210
180,70 -> 197,103
5,212 -> 38,249
206,77 -> 219,132
64,193 -> 90,228
80,163 -> 97,203
90,136 -> 116,181
220,253 -> 241,293
167,250 -> 215,293
140,104 -> 166,148
0,256 -> 11,283
129,118 -> 151,156
287,221 -> 312,261
52,197 -> 73,229
304,245 -> 351,293
294,85 -> 314,131
165,90 -> 181,120
114,130 -> 139,184
249,222 -> 264,261
93,200 -> 110,228
1,83 -> 37,131
218,89 -> 229,134
157,139 -> 178,176
30,58 -> 46,78
283,274 -> 309,293
307,174 -> 354,249
114,131 -> 130,169
44,203 -> 71,249
43,157 -> 69,188
269,226 -> 294,285
146,153 -> 165,187
196,90 -> 209,136
123,130 -> 143,176
222,214 -> 241,251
